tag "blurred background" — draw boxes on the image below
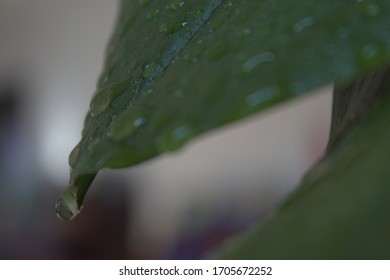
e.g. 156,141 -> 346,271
0,0 -> 332,259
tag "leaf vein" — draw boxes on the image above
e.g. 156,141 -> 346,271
134,0 -> 224,99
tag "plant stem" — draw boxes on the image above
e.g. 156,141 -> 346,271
327,66 -> 390,151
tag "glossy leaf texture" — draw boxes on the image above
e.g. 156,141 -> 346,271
219,92 -> 390,259
57,0 -> 390,220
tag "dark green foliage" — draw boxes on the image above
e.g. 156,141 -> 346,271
58,1 -> 390,260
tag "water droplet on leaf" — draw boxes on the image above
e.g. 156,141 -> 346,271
108,109 -> 146,141
90,93 -> 111,117
133,117 -> 146,128
336,27 -> 351,39
293,17 -> 314,33
358,43 -> 385,67
357,1 -> 381,17
170,0 -> 185,10
246,86 -> 279,107
156,124 -> 193,151
242,52 -> 275,73
366,3 -> 380,16
195,9 -> 204,18
174,89 -> 183,97
242,28 -> 251,36
361,44 -> 378,60
291,83 -> 307,95
171,125 -> 190,141
90,83 -> 128,117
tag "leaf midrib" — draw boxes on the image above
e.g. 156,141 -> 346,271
134,0 -> 224,99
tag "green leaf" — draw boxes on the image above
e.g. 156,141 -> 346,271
219,92 -> 390,259
57,0 -> 390,220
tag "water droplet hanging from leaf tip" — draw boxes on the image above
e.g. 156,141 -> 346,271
55,189 -> 83,221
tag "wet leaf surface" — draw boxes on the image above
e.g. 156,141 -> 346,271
58,0 -> 390,220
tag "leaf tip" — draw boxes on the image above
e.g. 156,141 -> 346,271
55,187 -> 83,221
